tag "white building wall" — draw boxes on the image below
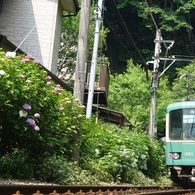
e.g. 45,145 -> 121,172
0,0 -> 62,74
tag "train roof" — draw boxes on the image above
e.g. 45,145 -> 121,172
166,101 -> 195,113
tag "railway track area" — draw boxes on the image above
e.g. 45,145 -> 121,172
0,185 -> 195,195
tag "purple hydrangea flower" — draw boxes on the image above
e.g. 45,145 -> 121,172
48,143 -> 53,148
34,113 -> 40,118
23,103 -> 31,110
26,118 -> 36,126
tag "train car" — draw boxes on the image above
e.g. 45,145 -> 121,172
166,100 -> 195,184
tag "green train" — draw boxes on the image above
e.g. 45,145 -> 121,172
166,100 -> 195,184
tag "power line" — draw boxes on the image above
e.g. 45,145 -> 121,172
144,0 -> 159,30
104,17 -> 131,56
109,0 -> 148,79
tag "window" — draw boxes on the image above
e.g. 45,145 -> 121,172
169,109 -> 182,140
169,108 -> 195,140
0,0 -> 3,14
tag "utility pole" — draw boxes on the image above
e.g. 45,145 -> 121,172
148,30 -> 175,138
86,0 -> 104,118
72,0 -> 91,163
149,29 -> 161,138
74,0 -> 91,104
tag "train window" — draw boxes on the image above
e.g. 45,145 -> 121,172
169,109 -> 182,140
169,108 -> 195,140
183,109 -> 195,139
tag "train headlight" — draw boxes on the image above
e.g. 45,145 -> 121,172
172,152 -> 180,160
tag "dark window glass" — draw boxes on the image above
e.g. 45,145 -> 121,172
169,109 -> 182,140
169,109 -> 195,140
0,0 -> 3,14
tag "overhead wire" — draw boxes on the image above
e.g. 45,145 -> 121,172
144,0 -> 159,31
104,17 -> 131,56
145,0 -> 172,74
109,0 -> 148,79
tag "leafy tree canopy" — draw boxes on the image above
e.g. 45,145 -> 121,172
108,59 -> 173,136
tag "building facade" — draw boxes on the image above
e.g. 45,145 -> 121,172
0,0 -> 78,74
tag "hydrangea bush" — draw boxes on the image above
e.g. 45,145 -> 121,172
80,121 -> 166,184
0,49 -> 167,185
0,49 -> 85,179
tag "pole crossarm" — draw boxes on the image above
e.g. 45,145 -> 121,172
155,39 -> 175,50
155,56 -> 195,62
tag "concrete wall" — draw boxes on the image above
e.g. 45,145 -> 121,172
0,0 -> 63,74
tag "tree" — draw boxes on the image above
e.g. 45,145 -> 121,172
171,62 -> 195,101
108,59 -> 172,136
104,0 -> 195,75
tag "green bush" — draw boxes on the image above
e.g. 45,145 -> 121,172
0,149 -> 33,179
0,49 -> 85,180
80,121 -> 165,183
0,49 -> 167,185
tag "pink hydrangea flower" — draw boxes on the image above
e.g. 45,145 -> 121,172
34,113 -> 40,118
34,125 -> 40,131
21,58 -> 30,63
46,81 -> 52,86
25,54 -> 33,59
34,59 -> 40,64
54,86 -> 62,93
45,76 -> 52,80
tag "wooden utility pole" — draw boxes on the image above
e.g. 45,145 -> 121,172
74,0 -> 91,104
72,0 -> 91,162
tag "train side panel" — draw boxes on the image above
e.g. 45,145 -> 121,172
166,142 -> 195,166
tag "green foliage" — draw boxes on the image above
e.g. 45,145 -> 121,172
63,162 -> 113,185
58,5 -> 109,87
0,149 -> 33,179
118,0 -> 195,31
108,59 -> 171,135
171,62 -> 195,101
35,155 -> 68,183
0,49 -> 85,179
108,60 -> 151,130
80,120 -> 165,184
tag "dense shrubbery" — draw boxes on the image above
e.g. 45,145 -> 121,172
0,49 -> 85,180
80,121 -> 166,184
0,49 -> 169,185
